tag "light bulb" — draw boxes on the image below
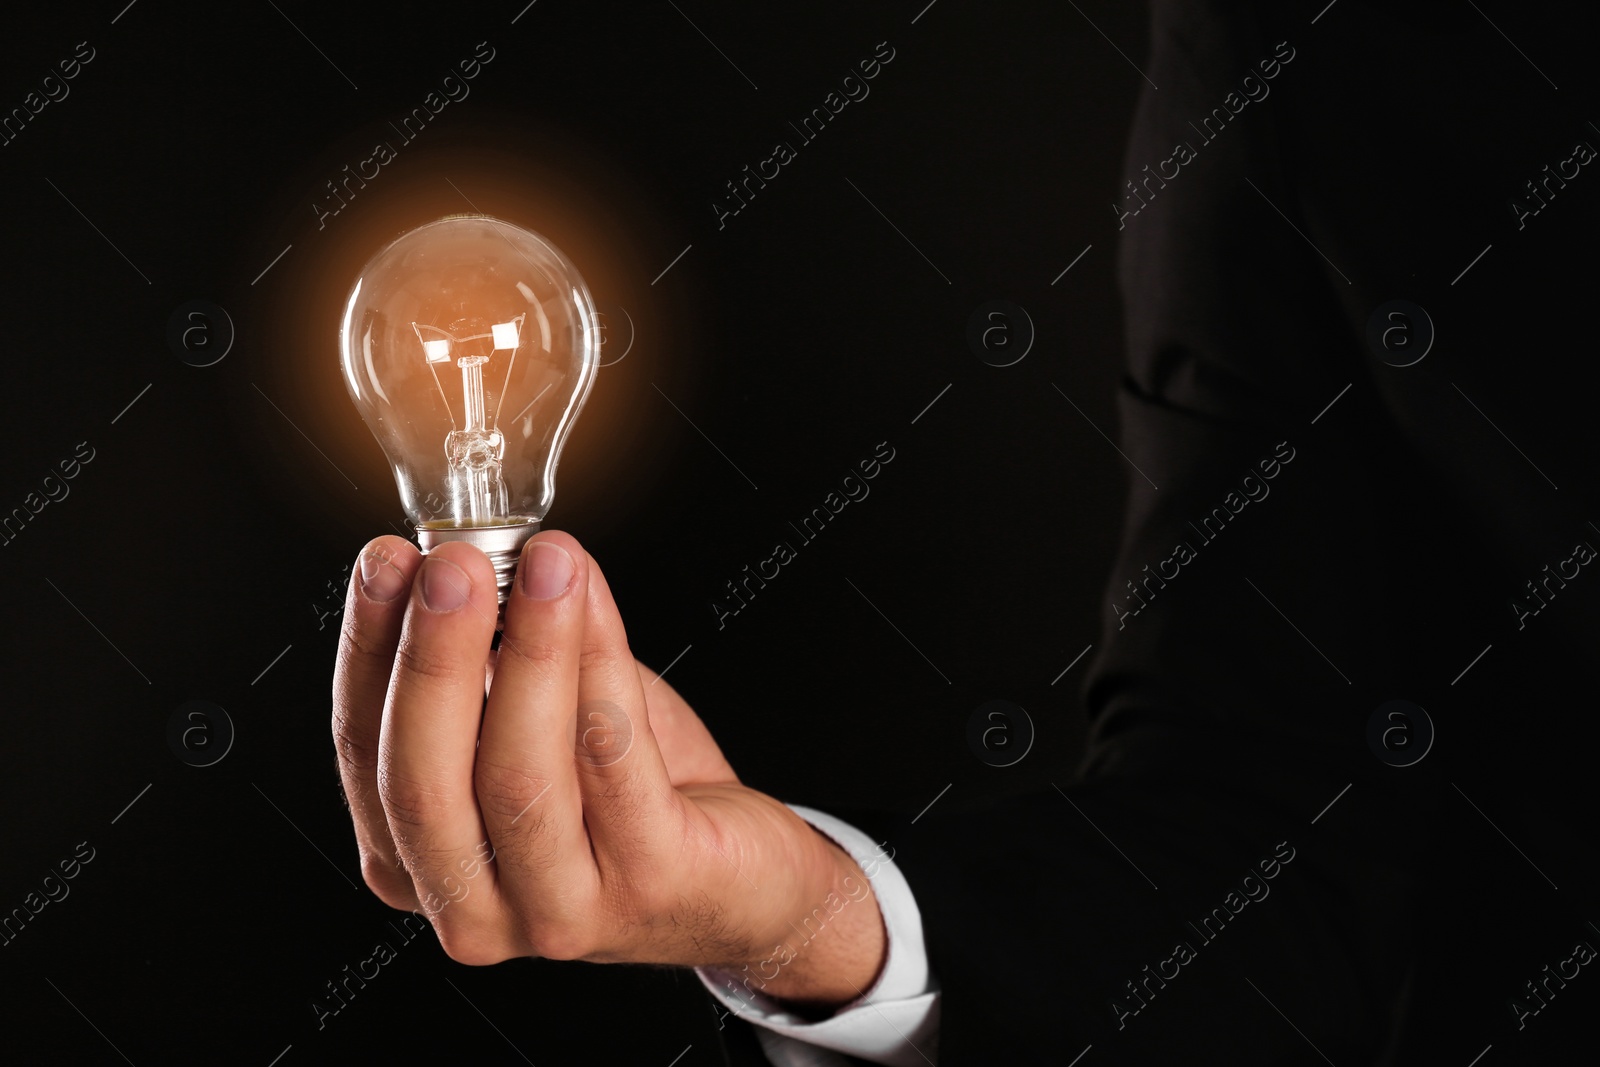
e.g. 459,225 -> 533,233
340,214 -> 600,609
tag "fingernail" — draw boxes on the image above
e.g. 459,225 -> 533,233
358,550 -> 407,603
520,542 -> 575,601
420,557 -> 471,612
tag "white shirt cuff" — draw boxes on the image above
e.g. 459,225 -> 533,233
696,803 -> 941,1067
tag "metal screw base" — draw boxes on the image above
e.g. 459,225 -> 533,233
416,521 -> 539,626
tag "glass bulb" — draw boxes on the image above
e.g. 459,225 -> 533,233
340,214 -> 599,607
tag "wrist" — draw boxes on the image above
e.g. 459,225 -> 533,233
736,820 -> 889,1012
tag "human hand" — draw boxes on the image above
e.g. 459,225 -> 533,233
332,532 -> 887,1009
486,648 -> 736,790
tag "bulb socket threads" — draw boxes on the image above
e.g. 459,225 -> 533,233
416,521 -> 540,626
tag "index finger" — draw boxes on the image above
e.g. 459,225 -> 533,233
379,542 -> 505,949
333,535 -> 422,911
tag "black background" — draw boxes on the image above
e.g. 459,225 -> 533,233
0,1 -> 1139,1062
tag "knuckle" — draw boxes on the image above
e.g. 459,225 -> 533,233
331,706 -> 381,777
435,920 -> 515,967
376,766 -> 451,830
359,854 -> 417,911
496,632 -> 566,676
578,640 -> 628,681
338,608 -> 395,664
575,705 -> 635,771
526,923 -> 593,962
473,758 -> 550,823
393,640 -> 464,686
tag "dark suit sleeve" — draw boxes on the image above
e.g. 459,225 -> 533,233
832,3 -> 1486,1062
